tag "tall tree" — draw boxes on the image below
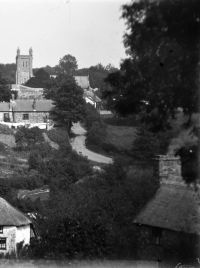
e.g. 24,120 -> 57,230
25,68 -> 52,89
50,75 -> 86,133
58,54 -> 78,76
0,74 -> 11,102
104,0 -> 200,131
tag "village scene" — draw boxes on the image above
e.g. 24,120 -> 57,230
0,0 -> 199,267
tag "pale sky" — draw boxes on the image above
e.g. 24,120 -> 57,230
0,0 -> 129,69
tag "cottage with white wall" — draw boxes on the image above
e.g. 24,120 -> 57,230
0,197 -> 35,255
0,99 -> 53,129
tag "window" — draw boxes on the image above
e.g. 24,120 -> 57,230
0,226 -> 3,233
23,113 -> 29,120
3,113 -> 10,122
0,238 -> 6,250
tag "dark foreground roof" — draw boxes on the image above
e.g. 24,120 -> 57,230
134,184 -> 200,235
0,197 -> 31,226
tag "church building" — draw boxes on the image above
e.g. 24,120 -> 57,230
16,48 -> 33,85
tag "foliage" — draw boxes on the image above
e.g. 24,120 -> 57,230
28,161 -> 158,259
25,68 -> 53,90
86,121 -> 106,147
175,144 -> 198,184
50,75 -> 86,133
38,151 -> 92,193
103,0 -> 200,131
58,54 -> 78,76
47,128 -> 70,148
131,127 -> 173,162
84,103 -> 101,130
0,74 -> 12,102
0,63 -> 16,84
0,124 -> 14,135
15,127 -> 44,151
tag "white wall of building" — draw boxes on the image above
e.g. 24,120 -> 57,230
16,224 -> 31,245
0,224 -> 31,255
0,226 -> 16,255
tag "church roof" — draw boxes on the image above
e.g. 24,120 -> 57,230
134,183 -> 200,235
74,76 -> 90,89
0,197 -> 31,226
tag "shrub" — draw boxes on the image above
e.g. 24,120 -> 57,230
131,127 -> 173,163
0,124 -> 14,135
86,121 -> 106,147
0,142 -> 8,153
28,151 -> 43,170
47,128 -> 70,148
15,127 -> 44,151
84,103 -> 101,130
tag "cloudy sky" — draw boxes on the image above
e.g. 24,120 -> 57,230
0,0 -> 129,69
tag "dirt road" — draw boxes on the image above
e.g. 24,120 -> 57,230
71,123 -> 113,164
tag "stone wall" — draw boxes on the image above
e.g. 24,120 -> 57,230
14,112 -> 49,124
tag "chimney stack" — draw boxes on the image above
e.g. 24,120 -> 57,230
154,155 -> 184,186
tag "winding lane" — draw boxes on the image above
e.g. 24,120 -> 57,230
70,122 -> 113,164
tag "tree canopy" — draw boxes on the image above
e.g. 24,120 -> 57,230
50,75 -> 86,133
104,0 -> 200,131
25,68 -> 53,89
58,54 -> 78,76
0,74 -> 12,102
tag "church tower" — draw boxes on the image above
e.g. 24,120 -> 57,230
16,48 -> 33,85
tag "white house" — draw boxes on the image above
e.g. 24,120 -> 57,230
0,197 -> 35,255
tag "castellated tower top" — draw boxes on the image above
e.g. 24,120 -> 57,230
17,47 -> 20,56
16,48 -> 33,85
29,47 -> 33,56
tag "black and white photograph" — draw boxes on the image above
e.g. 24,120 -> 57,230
0,0 -> 199,267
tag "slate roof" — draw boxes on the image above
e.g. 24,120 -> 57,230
0,197 -> 31,226
134,184 -> 200,235
0,100 -> 54,112
74,76 -> 90,89
0,102 -> 9,111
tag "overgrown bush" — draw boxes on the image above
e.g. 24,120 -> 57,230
86,121 -> 106,147
47,128 -> 70,148
131,127 -> 173,163
84,103 -> 101,130
28,151 -> 43,170
0,124 -> 14,135
15,127 -> 44,151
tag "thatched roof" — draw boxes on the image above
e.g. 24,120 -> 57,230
134,184 -> 200,235
0,197 -> 31,226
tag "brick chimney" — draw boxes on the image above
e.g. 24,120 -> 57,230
154,155 -> 184,186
